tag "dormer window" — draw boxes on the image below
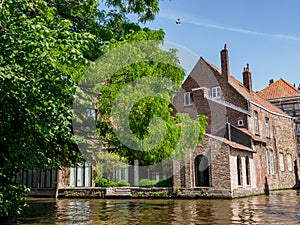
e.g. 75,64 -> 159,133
183,92 -> 193,106
211,86 -> 221,99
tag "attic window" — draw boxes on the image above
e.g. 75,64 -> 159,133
211,86 -> 221,99
183,92 -> 193,106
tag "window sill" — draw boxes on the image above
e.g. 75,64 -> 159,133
183,104 -> 193,107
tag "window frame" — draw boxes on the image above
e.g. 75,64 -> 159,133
287,154 -> 293,172
269,150 -> 275,175
254,111 -> 259,135
265,117 -> 270,138
237,155 -> 242,186
211,86 -> 221,99
266,149 -> 270,175
297,124 -> 300,135
279,153 -> 285,172
183,92 -> 193,106
245,156 -> 251,185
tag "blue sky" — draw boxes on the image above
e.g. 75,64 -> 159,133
142,0 -> 300,91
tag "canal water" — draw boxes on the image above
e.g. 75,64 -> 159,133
5,190 -> 300,225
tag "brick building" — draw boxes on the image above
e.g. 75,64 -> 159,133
172,45 -> 299,197
258,78 -> 300,155
21,46 -> 299,198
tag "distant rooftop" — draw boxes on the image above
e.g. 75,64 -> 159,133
258,78 -> 300,100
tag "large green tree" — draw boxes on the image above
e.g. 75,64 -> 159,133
0,0 -> 161,217
93,29 -> 207,166
0,0 -> 93,217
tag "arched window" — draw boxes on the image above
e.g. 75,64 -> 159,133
195,155 -> 210,187
245,156 -> 250,185
237,155 -> 242,186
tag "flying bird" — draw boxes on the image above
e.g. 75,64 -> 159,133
176,18 -> 181,24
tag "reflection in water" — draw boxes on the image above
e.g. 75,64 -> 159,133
5,190 -> 300,225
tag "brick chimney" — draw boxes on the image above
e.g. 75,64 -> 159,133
220,44 -> 230,81
243,64 -> 252,92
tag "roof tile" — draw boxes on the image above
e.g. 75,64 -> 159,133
257,78 -> 300,100
200,57 -> 288,117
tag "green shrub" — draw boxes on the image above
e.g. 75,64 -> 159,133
108,181 -> 118,187
139,179 -> 158,187
171,189 -> 181,197
155,177 -> 172,187
96,178 -> 109,187
117,180 -> 130,187
96,178 -> 130,187
137,191 -> 145,197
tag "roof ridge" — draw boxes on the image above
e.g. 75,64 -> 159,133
199,58 -> 287,116
200,56 -> 222,74
279,78 -> 300,93
258,78 -> 300,100
228,75 -> 288,116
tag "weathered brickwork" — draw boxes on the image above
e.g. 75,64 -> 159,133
173,136 -> 233,197
172,45 -> 299,198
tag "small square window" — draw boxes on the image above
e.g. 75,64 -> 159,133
211,86 -> 221,99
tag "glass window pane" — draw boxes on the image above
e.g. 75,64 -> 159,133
32,170 -> 37,188
46,170 -> 51,188
279,153 -> 284,171
85,166 -> 91,187
77,166 -> 84,187
40,171 -> 45,188
22,171 -> 27,186
70,168 -> 76,187
51,170 -> 56,188
287,154 -> 293,171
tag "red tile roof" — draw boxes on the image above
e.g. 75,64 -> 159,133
200,58 -> 288,117
257,78 -> 300,100
205,134 -> 256,152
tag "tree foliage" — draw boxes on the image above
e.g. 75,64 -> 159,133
0,0 -> 206,218
95,29 -> 207,166
94,150 -> 127,181
0,0 -> 95,217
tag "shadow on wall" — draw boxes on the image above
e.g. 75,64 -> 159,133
293,160 -> 300,189
264,176 -> 269,195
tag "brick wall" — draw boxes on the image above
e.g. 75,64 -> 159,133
173,137 -> 232,196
